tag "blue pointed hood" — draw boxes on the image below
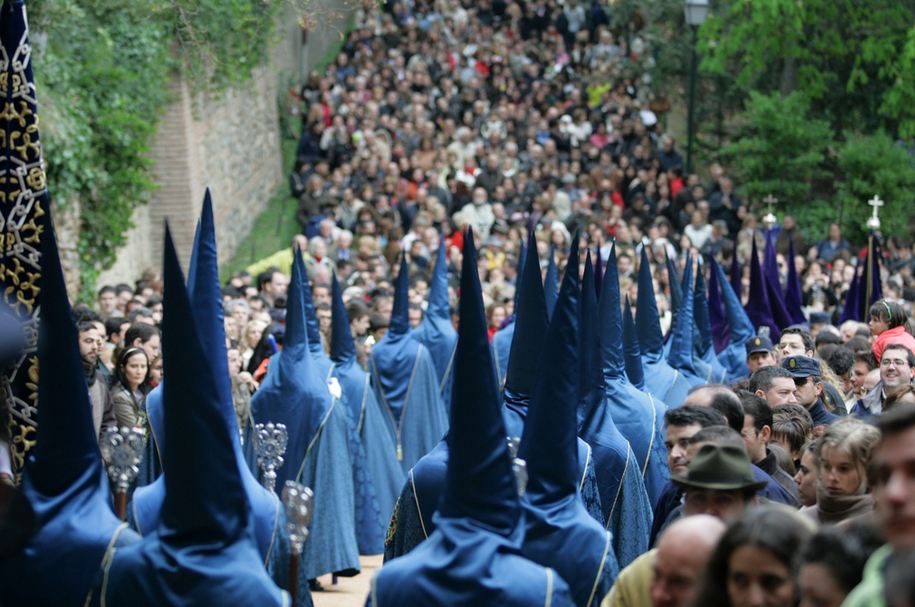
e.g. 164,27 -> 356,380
693,262 -> 713,354
594,248 -> 604,298
105,226 -> 285,606
784,239 -> 806,325
715,255 -> 755,380
665,253 -> 682,325
717,258 -> 756,343
28,227 -> 100,494
599,243 -> 626,382
412,236 -> 457,403
707,256 -> 730,353
503,230 -> 548,422
300,261 -> 330,368
579,252 -> 604,422
370,252 -> 434,422
636,247 -> 664,361
520,240 -> 580,500
622,296 -> 645,390
667,254 -> 696,373
136,191 -> 278,557
250,246 -> 333,489
1,213 -> 140,606
425,237 -> 450,320
390,254 -> 410,334
439,229 -> 519,533
746,235 -> 779,341
330,272 -> 356,364
159,227 -> 247,539
544,245 -> 559,319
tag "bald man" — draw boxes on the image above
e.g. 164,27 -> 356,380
601,515 -> 726,607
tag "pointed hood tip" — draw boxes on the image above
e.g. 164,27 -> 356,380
161,228 -> 247,537
443,228 -> 518,530
636,247 -> 664,355
622,295 -> 645,389
31,219 -> 99,490
389,253 -> 410,334
598,242 -> 625,376
329,272 -> 355,363
520,235 -> 580,496
504,230 -> 548,397
668,253 -> 696,369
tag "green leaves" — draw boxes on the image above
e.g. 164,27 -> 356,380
31,0 -> 294,300
722,92 -> 831,204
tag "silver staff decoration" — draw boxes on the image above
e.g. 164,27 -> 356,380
100,426 -> 147,520
506,436 -> 528,496
866,194 -> 884,232
255,422 -> 287,493
281,481 -> 314,607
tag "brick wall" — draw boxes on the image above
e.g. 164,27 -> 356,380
96,3 -> 352,287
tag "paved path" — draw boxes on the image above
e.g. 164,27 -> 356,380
312,555 -> 382,607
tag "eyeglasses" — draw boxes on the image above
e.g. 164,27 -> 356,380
881,358 -> 911,368
793,377 -> 813,387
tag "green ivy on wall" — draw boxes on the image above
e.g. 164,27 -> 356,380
30,0 -> 298,299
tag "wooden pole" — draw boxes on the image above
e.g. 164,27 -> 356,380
289,552 -> 299,607
115,491 -> 127,521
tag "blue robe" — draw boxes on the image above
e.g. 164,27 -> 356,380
370,337 -> 448,474
251,346 -> 360,579
331,360 -> 406,533
370,519 -> 574,607
383,438 -> 603,560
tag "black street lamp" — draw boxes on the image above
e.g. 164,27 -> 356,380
684,0 -> 709,175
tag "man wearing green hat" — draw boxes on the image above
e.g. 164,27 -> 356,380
674,442 -> 768,522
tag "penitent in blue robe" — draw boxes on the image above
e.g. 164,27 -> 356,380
251,249 -> 360,580
130,195 -> 313,606
370,336 -> 448,474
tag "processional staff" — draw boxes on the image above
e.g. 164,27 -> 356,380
100,426 -> 147,520
282,481 -> 314,607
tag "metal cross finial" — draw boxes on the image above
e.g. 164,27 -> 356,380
255,422 -> 288,493
866,194 -> 884,231
762,194 -> 778,229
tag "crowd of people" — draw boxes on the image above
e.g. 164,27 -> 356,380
3,0 -> 915,606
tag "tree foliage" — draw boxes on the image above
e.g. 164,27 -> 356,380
700,0 -> 915,139
721,92 -> 831,205
30,0 -> 301,298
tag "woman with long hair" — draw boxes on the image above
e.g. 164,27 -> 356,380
693,506 -> 814,607
804,417 -> 880,525
111,346 -> 150,429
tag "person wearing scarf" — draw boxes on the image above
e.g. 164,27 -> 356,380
802,418 -> 880,525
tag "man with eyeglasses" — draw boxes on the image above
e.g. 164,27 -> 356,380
852,344 -> 915,418
782,355 -> 839,429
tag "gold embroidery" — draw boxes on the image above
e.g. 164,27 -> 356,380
1,2 -> 48,476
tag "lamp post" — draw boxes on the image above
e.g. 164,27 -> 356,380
684,0 -> 709,175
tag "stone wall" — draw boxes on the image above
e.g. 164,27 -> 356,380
95,3 -> 352,287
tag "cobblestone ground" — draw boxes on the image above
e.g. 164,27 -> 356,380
312,555 -> 382,607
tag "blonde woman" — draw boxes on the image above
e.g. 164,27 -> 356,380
240,319 -> 267,369
803,418 -> 880,525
